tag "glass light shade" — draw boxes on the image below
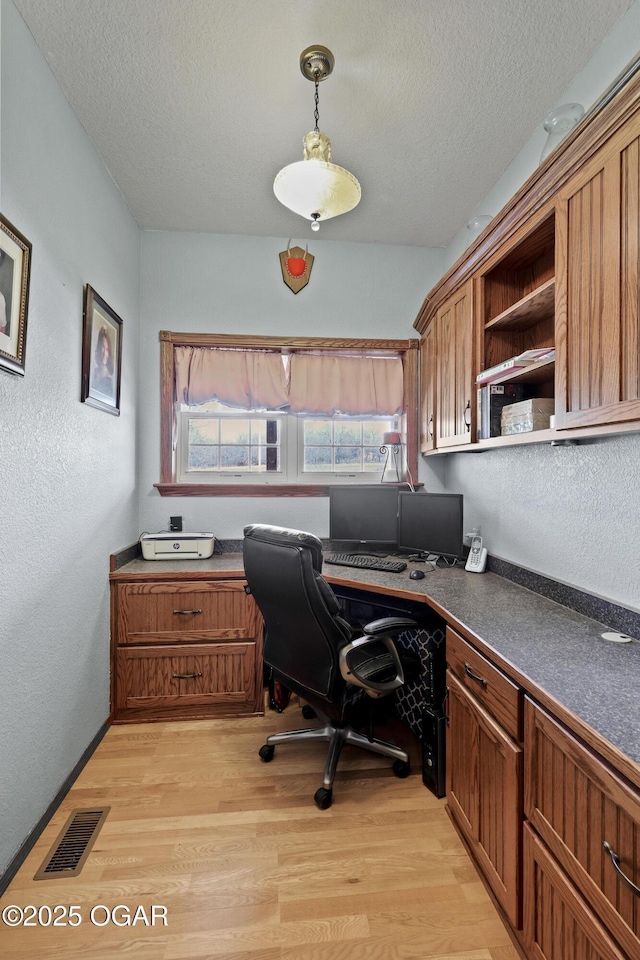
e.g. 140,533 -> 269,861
540,103 -> 584,163
466,215 -> 492,239
274,131 -> 361,224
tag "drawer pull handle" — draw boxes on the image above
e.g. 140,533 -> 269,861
173,609 -> 203,615
603,842 -> 640,896
172,672 -> 203,680
464,663 -> 487,687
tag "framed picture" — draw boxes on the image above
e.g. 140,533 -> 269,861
0,214 -> 32,377
81,285 -> 123,415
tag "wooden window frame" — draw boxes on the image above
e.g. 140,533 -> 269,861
155,331 -> 420,497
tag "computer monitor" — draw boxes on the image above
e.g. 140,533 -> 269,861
329,485 -> 400,550
397,491 -> 464,560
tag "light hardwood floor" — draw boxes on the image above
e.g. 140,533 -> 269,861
1,703 -> 521,959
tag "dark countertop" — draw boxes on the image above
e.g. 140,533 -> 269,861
111,552 -> 640,785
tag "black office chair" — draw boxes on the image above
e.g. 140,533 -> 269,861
243,523 -> 418,809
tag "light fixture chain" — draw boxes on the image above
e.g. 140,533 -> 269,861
314,78 -> 320,132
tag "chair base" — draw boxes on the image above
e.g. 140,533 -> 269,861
264,718 -> 410,792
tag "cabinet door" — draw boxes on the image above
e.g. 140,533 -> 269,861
419,319 -> 436,452
436,279 -> 475,447
524,824 -> 629,960
525,699 -> 640,957
555,120 -> 640,429
446,670 -> 523,927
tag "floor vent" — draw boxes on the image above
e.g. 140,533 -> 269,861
34,807 -> 110,880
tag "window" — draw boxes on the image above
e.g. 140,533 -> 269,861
158,333 -> 419,496
177,404 -> 398,483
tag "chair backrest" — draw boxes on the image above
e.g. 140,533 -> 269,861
243,524 -> 352,703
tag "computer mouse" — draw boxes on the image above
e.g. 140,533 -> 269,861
409,569 -> 425,580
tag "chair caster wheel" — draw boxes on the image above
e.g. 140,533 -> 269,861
314,787 -> 333,810
393,759 -> 410,778
259,744 -> 275,762
301,704 -> 316,720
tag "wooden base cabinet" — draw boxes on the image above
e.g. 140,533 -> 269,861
523,824 -> 630,960
110,578 -> 264,722
444,631 -> 639,960
524,698 -> 640,959
446,626 -> 523,928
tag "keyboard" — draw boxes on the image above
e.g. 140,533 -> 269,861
324,554 -> 408,573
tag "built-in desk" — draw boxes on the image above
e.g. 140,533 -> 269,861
111,550 -> 640,957
110,551 -> 640,785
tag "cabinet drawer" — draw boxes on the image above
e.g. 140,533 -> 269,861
447,626 -> 521,740
116,580 -> 259,644
524,823 -> 629,960
525,698 -> 640,957
115,642 -> 261,719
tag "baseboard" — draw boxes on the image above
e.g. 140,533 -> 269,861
0,721 -> 109,897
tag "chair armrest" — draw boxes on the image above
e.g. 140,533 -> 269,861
339,618 -> 416,698
362,616 -> 417,637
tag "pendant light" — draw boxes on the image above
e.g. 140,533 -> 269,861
273,46 -> 361,231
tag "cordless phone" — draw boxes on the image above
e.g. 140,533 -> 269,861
465,534 -> 487,573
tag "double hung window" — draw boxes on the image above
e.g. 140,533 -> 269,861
158,333 -> 418,496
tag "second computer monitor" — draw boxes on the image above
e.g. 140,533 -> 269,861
397,491 -> 464,560
329,485 -> 400,549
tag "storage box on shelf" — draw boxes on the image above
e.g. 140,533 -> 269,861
501,397 -> 555,435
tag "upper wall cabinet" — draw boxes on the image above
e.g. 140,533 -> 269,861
419,317 -> 436,453
435,280 -> 475,448
555,121 -> 640,430
477,212 -> 556,440
414,53 -> 640,454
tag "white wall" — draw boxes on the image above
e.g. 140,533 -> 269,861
446,1 -> 640,270
0,0 -> 140,875
432,0 -> 640,613
138,231 -> 445,538
3,0 -> 638,883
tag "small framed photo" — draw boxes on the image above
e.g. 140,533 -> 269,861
81,285 -> 123,416
0,213 -> 32,377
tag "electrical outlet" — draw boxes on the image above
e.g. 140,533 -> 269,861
169,516 -> 183,532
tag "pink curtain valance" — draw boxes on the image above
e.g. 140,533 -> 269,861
288,354 -> 403,416
174,346 -> 403,417
174,346 -> 289,410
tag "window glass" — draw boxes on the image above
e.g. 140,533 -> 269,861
179,410 -> 396,483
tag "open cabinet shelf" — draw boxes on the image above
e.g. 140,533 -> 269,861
485,278 -> 555,332
484,355 -> 555,387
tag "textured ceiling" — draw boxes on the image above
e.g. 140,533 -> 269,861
13,0 -> 632,247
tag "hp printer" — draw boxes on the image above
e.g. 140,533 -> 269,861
140,531 -> 215,560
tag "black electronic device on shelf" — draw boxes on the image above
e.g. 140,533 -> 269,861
422,705 -> 446,798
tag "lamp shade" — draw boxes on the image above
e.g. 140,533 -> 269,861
274,130 -> 361,224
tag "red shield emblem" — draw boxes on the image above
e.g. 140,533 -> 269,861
279,242 -> 314,294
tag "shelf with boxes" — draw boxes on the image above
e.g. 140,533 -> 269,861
477,213 -> 556,442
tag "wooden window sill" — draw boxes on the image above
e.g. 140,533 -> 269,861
154,482 -> 420,498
